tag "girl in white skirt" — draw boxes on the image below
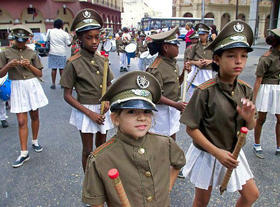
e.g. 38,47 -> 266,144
146,26 -> 187,140
0,25 -> 48,168
180,20 -> 259,206
253,29 -> 280,158
60,9 -> 114,172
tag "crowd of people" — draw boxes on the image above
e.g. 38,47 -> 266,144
1,7 -> 280,207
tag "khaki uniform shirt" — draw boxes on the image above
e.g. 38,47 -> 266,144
146,56 -> 181,102
188,41 -> 213,70
255,48 -> 280,84
60,49 -> 114,104
82,130 -> 186,207
180,76 -> 253,152
184,44 -> 193,62
0,46 -> 43,80
136,39 -> 148,56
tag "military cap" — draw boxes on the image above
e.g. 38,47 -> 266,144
186,22 -> 193,28
189,32 -> 199,39
10,24 -> 32,42
206,20 -> 253,53
71,9 -> 103,33
270,28 -> 280,38
195,23 -> 210,34
101,71 -> 161,111
149,26 -> 180,45
150,30 -> 158,35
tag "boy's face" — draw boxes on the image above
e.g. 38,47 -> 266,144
164,43 -> 179,58
199,33 -> 208,43
80,29 -> 100,53
111,109 -> 152,139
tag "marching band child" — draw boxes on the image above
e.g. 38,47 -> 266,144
180,20 -> 259,206
60,9 -> 114,172
82,71 -> 186,206
253,28 -> 280,158
146,26 -> 187,140
0,25 -> 48,167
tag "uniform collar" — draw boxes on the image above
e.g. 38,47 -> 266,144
216,75 -> 238,93
80,48 -> 97,59
160,55 -> 177,64
117,129 -> 146,147
12,45 -> 27,50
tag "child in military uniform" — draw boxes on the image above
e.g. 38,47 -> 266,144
146,26 -> 187,140
136,32 -> 149,71
82,71 -> 186,207
253,28 -> 280,158
60,9 -> 114,172
180,20 -> 259,206
0,25 -> 48,167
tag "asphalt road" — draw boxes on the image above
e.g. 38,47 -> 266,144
0,42 -> 279,207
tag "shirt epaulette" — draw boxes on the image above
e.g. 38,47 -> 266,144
68,53 -> 81,62
198,79 -> 217,90
238,79 -> 251,88
91,138 -> 116,157
149,57 -> 162,69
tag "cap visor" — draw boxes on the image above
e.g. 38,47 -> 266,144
76,25 -> 101,33
198,31 -> 208,35
221,42 -> 253,52
110,100 -> 157,111
16,37 -> 28,42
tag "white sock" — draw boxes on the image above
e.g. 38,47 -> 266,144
253,144 -> 262,151
20,150 -> 28,157
276,147 -> 280,152
32,139 -> 39,146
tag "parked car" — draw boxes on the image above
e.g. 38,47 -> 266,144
178,27 -> 187,40
33,33 -> 49,56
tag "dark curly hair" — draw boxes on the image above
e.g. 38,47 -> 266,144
54,19 -> 63,29
265,34 -> 280,48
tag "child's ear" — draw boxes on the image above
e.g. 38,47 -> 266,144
213,54 -> 220,66
110,113 -> 119,126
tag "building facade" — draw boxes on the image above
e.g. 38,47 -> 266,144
0,0 -> 123,46
121,0 -> 161,29
173,0 -> 272,39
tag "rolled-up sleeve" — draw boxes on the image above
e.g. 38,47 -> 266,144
169,138 -> 186,170
255,56 -> 268,77
82,154 -> 106,206
60,62 -> 76,88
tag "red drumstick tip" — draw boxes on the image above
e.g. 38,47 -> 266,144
108,168 -> 119,179
104,54 -> 109,58
240,127 -> 248,134
101,51 -> 106,56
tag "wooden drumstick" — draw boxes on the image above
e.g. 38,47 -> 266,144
100,53 -> 109,115
108,168 -> 131,207
181,70 -> 188,102
220,127 -> 248,195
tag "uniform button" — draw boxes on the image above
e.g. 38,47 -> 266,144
177,77 -> 179,80
91,60 -> 95,65
20,55 -> 23,58
145,171 -> 151,177
138,148 -> 145,154
231,91 -> 234,96
96,71 -> 100,74
99,84 -> 102,88
146,196 -> 153,202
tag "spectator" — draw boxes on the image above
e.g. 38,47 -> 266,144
185,22 -> 194,48
47,19 -> 72,89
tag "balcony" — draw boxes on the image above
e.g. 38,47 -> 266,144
78,0 -> 122,11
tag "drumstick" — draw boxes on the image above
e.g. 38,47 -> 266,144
220,127 -> 248,195
100,53 -> 109,115
181,70 -> 188,102
108,168 -> 131,207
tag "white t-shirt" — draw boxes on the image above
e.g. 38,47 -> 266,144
46,28 -> 72,56
122,32 -> 131,43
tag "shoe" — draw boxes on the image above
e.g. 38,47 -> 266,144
253,147 -> 264,159
177,170 -> 185,179
12,154 -> 30,168
275,151 -> 280,156
50,85 -> 56,89
1,120 -> 8,128
32,144 -> 43,153
123,68 -> 128,72
127,64 -> 131,68
120,67 -> 124,72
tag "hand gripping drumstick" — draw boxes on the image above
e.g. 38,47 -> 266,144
108,168 -> 131,207
100,53 -> 109,115
219,127 -> 248,195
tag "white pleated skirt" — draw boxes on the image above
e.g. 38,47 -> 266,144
69,104 -> 114,134
187,66 -> 215,87
182,144 -> 254,192
255,84 -> 280,114
149,105 -> 180,136
10,78 -> 48,113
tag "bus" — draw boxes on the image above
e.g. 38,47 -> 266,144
140,17 -> 214,34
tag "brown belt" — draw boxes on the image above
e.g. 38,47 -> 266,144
261,79 -> 280,85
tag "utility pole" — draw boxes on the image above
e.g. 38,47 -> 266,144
235,0 -> 239,19
201,0 -> 205,23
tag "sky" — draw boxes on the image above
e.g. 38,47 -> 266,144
145,0 -> 172,17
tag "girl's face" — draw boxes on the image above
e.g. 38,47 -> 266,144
80,29 -> 100,53
15,40 -> 26,49
163,43 -> 179,58
111,109 -> 152,140
215,48 -> 248,80
199,33 -> 208,43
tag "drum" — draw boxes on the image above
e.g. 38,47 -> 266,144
0,75 -> 11,101
140,51 -> 149,59
110,39 -> 116,52
103,39 -> 112,52
125,43 -> 137,58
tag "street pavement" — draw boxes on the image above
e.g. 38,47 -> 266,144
0,41 -> 279,207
